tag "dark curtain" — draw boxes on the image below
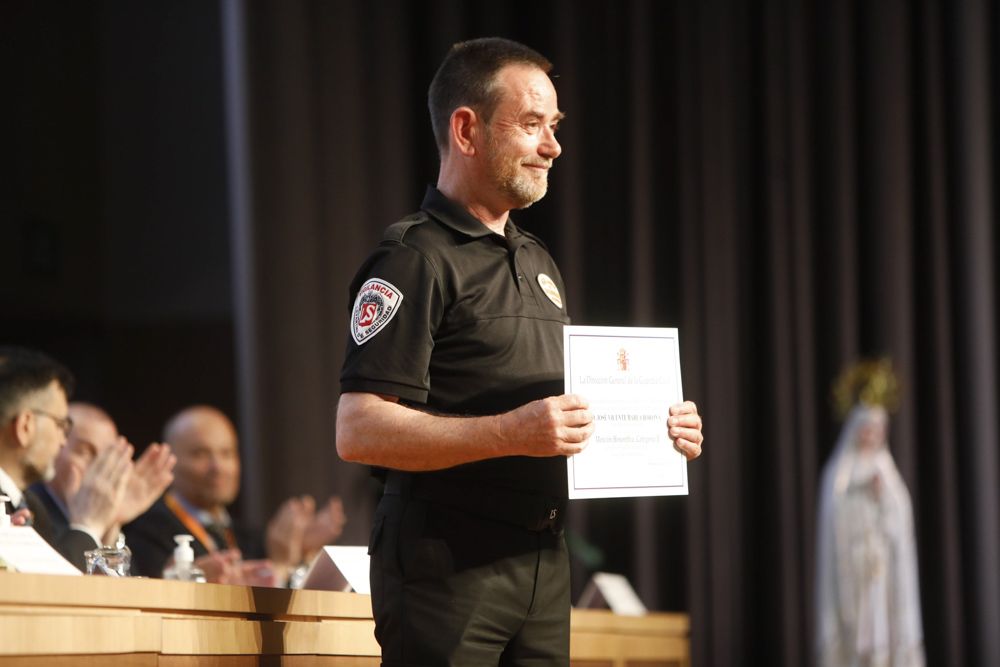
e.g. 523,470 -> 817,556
224,1 -> 1000,665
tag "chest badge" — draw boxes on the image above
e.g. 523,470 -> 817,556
537,273 -> 563,309
351,278 -> 404,345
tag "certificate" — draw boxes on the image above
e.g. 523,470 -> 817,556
564,325 -> 688,499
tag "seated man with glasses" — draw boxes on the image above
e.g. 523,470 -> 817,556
0,346 -> 114,569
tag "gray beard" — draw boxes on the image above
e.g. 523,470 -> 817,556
495,167 -> 548,209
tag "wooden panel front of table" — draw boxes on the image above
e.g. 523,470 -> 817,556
0,572 -> 688,667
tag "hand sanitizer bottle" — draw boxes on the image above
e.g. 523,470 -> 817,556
163,534 -> 207,582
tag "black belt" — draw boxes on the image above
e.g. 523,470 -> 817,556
383,471 -> 566,534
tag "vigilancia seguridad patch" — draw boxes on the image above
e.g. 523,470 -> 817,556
351,278 -> 403,345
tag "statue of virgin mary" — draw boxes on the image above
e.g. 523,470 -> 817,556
815,361 -> 924,667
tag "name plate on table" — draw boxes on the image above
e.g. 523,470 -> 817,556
301,545 -> 370,593
564,325 -> 688,499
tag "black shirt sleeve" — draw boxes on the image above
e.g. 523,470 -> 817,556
340,241 -> 443,403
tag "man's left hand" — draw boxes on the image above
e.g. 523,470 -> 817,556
266,495 -> 315,567
301,496 -> 347,562
668,401 -> 703,460
117,442 -> 176,525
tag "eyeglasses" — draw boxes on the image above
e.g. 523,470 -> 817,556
31,409 -> 74,436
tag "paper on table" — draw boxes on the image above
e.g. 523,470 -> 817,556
577,572 -> 648,616
324,546 -> 370,594
564,325 -> 688,499
0,525 -> 82,575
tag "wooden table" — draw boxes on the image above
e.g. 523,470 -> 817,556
0,571 -> 688,666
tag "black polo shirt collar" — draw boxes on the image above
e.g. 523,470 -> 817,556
421,186 -> 528,243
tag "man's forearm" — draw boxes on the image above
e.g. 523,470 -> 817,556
335,392 -> 511,471
336,391 -> 594,471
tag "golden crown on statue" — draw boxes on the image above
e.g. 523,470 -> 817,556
831,357 -> 900,420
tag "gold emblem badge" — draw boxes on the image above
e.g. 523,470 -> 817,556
537,273 -> 563,309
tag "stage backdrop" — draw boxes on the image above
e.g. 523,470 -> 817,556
6,1 -> 999,666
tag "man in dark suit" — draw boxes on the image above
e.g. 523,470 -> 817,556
126,405 -> 265,581
126,405 -> 345,585
0,346 -> 127,571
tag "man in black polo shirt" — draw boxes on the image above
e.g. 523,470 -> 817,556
338,38 -> 704,666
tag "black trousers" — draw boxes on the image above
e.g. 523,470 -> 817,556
369,494 -> 571,667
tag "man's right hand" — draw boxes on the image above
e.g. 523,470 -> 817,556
67,438 -> 133,538
498,394 -> 595,457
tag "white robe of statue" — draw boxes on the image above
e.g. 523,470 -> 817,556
815,405 -> 925,667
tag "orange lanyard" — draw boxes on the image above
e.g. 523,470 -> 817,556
163,493 -> 237,552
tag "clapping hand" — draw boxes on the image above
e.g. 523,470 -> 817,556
265,495 -> 315,567
67,438 -> 133,538
301,496 -> 347,562
117,443 -> 176,524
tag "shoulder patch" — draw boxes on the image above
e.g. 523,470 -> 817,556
351,278 -> 404,345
